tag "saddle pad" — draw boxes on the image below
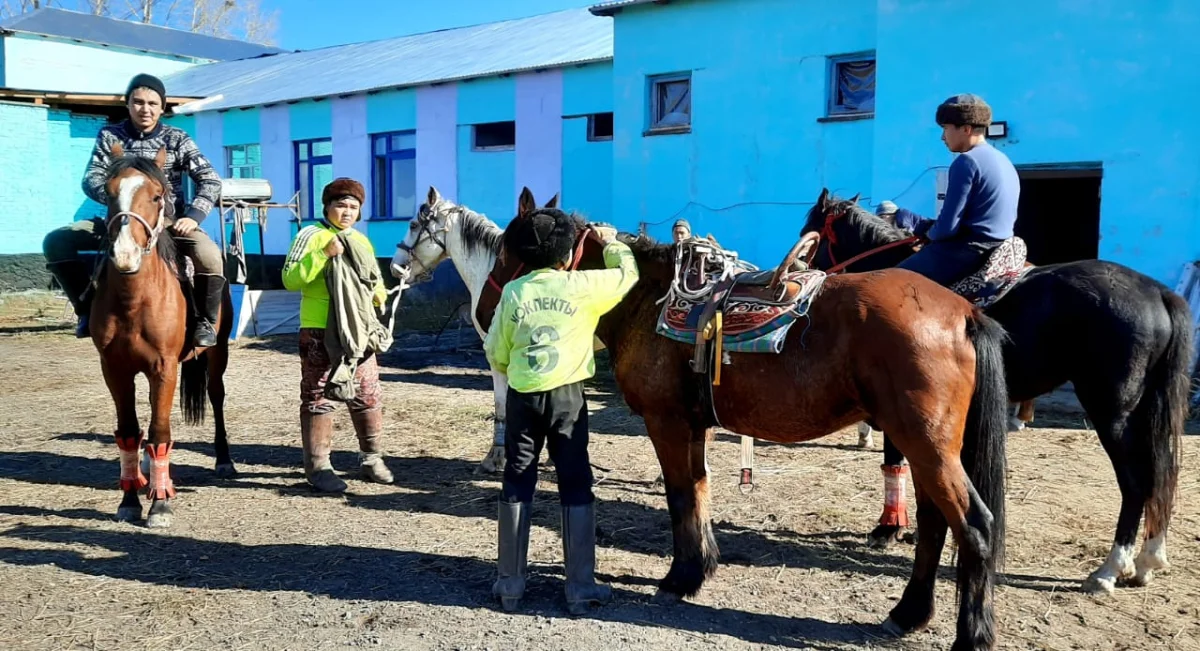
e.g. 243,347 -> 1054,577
950,237 -> 1029,309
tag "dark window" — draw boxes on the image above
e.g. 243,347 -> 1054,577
587,112 -> 614,141
371,131 -> 417,220
648,72 -> 691,133
828,54 -> 876,116
472,121 -> 516,151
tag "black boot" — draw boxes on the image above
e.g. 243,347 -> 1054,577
46,260 -> 94,338
562,502 -> 612,615
493,500 -> 532,611
192,274 -> 224,348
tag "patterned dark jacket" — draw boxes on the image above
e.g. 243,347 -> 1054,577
82,120 -> 222,223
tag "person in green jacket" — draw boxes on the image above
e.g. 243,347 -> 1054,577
484,199 -> 639,615
282,178 -> 391,493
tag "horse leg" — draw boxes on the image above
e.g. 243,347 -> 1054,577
145,362 -> 179,529
646,414 -> 718,598
207,345 -> 236,477
1081,413 -> 1145,594
478,369 -> 508,474
884,482 -> 948,635
104,367 -> 145,522
869,433 -> 911,548
857,422 -> 875,448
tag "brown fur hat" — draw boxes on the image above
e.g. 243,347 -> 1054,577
322,178 -> 366,208
935,93 -> 992,127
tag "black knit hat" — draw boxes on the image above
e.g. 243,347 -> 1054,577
935,93 -> 992,127
504,209 -> 577,269
125,73 -> 166,105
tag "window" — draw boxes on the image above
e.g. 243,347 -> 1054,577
827,54 -> 876,117
226,144 -> 261,179
371,131 -> 417,220
647,73 -> 691,133
587,112 -> 614,141
472,121 -> 516,151
294,139 -> 333,221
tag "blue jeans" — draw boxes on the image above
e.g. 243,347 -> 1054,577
897,239 -> 999,287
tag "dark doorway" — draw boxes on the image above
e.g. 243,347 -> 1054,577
1015,166 -> 1102,265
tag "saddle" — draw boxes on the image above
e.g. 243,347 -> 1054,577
655,234 -> 826,382
949,236 -> 1030,308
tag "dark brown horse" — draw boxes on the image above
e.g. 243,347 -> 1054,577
92,145 -> 235,528
501,194 -> 1012,650
802,189 -> 1190,595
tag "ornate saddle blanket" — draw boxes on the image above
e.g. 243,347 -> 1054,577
655,238 -> 826,355
949,236 -> 1030,309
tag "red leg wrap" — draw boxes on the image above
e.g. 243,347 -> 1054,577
116,432 -> 148,492
879,464 -> 910,527
144,442 -> 176,500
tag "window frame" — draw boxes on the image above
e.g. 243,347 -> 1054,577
471,120 -> 517,152
826,52 -> 877,119
294,138 -> 333,221
226,143 -> 262,179
587,112 -> 614,142
646,72 -> 692,136
370,131 -> 418,221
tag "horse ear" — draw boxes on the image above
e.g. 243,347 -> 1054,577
850,193 -> 861,205
818,188 -> 830,210
544,193 -> 559,209
517,187 -> 536,217
154,147 -> 167,170
427,186 -> 442,206
111,142 -> 125,158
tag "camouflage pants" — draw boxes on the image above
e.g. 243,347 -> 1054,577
298,328 -> 381,414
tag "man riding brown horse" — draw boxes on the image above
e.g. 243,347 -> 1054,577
43,72 -> 225,348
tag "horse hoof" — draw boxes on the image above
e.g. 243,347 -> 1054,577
867,525 -> 906,549
499,596 -> 521,612
1082,575 -> 1116,596
146,511 -> 173,529
215,463 -> 238,478
115,506 -> 142,522
651,589 -> 683,604
1008,418 -> 1026,432
881,618 -> 907,637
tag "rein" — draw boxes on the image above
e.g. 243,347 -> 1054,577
818,205 -> 919,274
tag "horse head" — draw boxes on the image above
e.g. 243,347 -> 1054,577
801,188 -> 907,272
103,143 -> 170,275
391,185 -> 461,282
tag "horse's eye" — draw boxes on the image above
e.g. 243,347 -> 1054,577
155,195 -> 163,202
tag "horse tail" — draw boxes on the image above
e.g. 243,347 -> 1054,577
180,355 -> 209,426
962,310 -> 1009,572
1137,289 -> 1191,537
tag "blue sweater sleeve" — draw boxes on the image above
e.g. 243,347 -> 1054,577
927,154 -> 977,242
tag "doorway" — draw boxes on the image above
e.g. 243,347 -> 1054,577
1014,166 -> 1102,266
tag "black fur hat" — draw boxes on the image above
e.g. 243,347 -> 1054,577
505,208 -> 577,269
935,93 -> 992,127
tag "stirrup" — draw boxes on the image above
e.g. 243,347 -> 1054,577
193,321 -> 218,347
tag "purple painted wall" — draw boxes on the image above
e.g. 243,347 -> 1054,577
332,94 -> 370,234
416,84 -> 458,203
193,111 -> 224,242
259,104 -> 293,255
515,71 -> 564,205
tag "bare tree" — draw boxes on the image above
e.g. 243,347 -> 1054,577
1,0 -> 279,46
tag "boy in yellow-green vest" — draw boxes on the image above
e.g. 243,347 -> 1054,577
484,194 -> 639,615
282,178 -> 391,493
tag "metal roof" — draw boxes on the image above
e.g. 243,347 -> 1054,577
0,7 -> 285,62
589,0 -> 674,16
166,8 -> 613,114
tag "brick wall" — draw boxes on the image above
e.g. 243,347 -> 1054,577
0,102 -> 107,256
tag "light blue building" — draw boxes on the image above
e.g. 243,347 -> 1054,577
593,0 -> 1200,286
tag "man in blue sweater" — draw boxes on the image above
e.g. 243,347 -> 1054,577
897,94 -> 1020,286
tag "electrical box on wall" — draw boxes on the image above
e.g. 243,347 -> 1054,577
935,169 -> 948,215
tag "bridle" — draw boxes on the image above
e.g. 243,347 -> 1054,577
817,202 -> 919,274
106,202 -> 165,261
395,203 -> 454,270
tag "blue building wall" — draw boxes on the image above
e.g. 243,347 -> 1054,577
562,63 -> 614,223
608,0 -> 876,267
456,76 -> 519,226
366,88 -> 418,134
872,0 -> 1200,286
1,34 -> 195,94
0,103 -> 107,255
221,108 -> 261,146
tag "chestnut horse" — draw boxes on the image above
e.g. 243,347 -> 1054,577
801,189 -> 1191,595
91,146 -> 235,528
495,195 -> 1011,649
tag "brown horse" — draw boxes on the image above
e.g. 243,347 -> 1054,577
492,195 -> 1011,650
91,145 -> 235,528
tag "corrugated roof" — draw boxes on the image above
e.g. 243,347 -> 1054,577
589,0 -> 673,16
166,8 -> 612,114
0,7 -> 285,62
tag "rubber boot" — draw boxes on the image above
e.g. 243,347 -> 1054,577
192,274 -> 224,348
562,503 -> 612,615
493,500 -> 532,611
46,260 -> 93,338
351,408 -> 393,484
300,411 -> 347,493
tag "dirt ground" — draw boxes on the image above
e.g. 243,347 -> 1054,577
0,329 -> 1198,651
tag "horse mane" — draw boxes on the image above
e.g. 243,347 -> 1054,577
104,154 -> 185,278
453,204 -> 505,257
805,195 -> 909,246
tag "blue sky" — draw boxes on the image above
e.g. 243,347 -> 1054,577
267,0 -> 600,50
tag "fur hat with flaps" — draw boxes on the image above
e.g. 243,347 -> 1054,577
505,209 -> 577,270
935,93 -> 992,128
322,178 -> 366,208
